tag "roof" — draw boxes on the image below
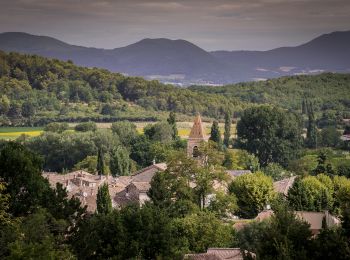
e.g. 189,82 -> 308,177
130,182 -> 151,192
185,248 -> 244,260
273,176 -> 297,195
189,114 -> 205,139
255,210 -> 274,221
131,163 -> 167,182
226,170 -> 251,178
295,211 -> 340,232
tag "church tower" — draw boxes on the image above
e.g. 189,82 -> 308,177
187,114 -> 206,157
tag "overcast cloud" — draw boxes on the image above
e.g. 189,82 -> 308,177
0,0 -> 349,50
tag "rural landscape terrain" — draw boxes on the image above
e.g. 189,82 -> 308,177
1,0 -> 350,259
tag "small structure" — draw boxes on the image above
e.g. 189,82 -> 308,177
184,248 -> 246,260
273,176 -> 297,196
187,114 -> 206,158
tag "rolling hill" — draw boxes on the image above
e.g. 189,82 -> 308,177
0,31 -> 350,85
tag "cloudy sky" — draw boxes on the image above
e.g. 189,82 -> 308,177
0,0 -> 349,51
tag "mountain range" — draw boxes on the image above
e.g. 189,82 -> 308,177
0,31 -> 349,85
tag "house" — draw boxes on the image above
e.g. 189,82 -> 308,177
236,209 -> 341,236
184,248 -> 247,260
273,176 -> 297,196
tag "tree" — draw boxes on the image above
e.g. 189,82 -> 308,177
74,121 -> 97,132
320,126 -> 341,147
223,111 -> 232,148
97,148 -> 105,175
306,101 -> 317,148
0,142 -> 49,216
312,151 -> 335,176
238,203 -> 312,260
167,111 -> 178,140
110,146 -> 130,176
21,101 -> 36,118
229,172 -> 276,218
263,163 -> 293,181
44,122 -> 69,133
111,121 -> 138,146
237,106 -> 303,167
209,120 -> 222,146
73,155 -> 97,173
287,176 -> 333,211
0,95 -> 10,115
144,122 -> 173,143
96,183 -> 112,214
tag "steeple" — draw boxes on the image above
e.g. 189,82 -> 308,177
189,113 -> 205,139
187,113 -> 206,157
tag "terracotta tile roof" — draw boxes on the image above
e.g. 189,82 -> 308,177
189,114 -> 205,139
131,182 -> 151,192
131,163 -> 167,182
273,176 -> 297,195
254,210 -> 274,221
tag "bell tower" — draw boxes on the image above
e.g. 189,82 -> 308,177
187,114 -> 206,157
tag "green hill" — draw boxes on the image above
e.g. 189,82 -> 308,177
0,51 -> 244,126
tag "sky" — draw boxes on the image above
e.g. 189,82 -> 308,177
0,0 -> 349,51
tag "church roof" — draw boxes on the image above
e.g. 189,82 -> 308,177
189,114 -> 205,139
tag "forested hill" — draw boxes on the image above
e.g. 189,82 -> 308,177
0,51 -> 243,126
190,73 -> 350,119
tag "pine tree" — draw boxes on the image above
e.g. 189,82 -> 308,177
209,120 -> 222,146
97,148 -> 105,175
96,183 -> 112,214
223,112 -> 232,148
167,111 -> 178,140
306,101 -> 317,148
110,146 -> 130,176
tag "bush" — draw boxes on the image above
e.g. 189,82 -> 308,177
74,121 -> 97,132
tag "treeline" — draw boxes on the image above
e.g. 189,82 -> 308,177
190,73 -> 350,126
0,51 -> 245,126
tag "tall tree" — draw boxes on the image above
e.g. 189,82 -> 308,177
306,101 -> 317,148
96,183 -> 112,214
110,146 -> 130,176
237,106 -> 303,167
223,111 -> 231,148
167,111 -> 178,140
97,148 -> 105,176
209,120 -> 222,146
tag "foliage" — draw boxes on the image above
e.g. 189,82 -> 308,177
238,204 -> 312,260
287,176 -> 334,211
96,148 -> 105,175
111,120 -> 137,146
223,149 -> 260,172
74,121 -> 97,132
306,101 -> 317,148
167,111 -> 179,140
209,120 -> 222,147
229,172 -> 276,218
319,126 -> 342,148
263,163 -> 293,181
223,111 -> 231,148
73,155 -> 97,173
236,106 -> 303,167
44,122 -> 69,133
144,121 -> 173,143
96,183 -> 112,214
110,146 -> 130,176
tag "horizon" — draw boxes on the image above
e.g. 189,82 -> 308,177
0,0 -> 349,51
1,29 -> 349,52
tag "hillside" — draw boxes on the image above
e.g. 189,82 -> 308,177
1,31 -> 350,84
0,51 -> 243,126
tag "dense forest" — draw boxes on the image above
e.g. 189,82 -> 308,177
1,51 -> 350,127
190,73 -> 350,126
0,51 -> 243,126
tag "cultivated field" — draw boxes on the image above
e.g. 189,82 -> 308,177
0,122 -> 236,140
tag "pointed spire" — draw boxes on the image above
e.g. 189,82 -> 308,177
189,113 -> 205,139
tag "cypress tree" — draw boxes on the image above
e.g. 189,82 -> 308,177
223,112 -> 232,148
96,183 -> 112,214
110,146 -> 130,176
167,111 -> 178,140
97,148 -> 105,175
209,120 -> 222,145
306,101 -> 317,148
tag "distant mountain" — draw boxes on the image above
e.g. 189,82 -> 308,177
1,31 -> 350,84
